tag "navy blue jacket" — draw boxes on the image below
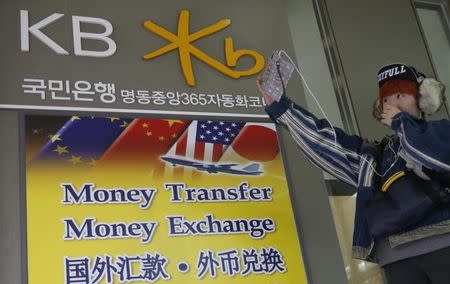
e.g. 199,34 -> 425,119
266,96 -> 450,261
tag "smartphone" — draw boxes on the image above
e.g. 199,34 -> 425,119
260,51 -> 295,102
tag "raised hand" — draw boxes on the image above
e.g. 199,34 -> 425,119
256,77 -> 274,105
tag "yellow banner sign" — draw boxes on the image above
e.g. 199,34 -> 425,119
26,115 -> 306,283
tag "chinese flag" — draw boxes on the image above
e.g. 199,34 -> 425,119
99,119 -> 189,177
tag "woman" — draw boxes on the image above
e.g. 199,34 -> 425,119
257,63 -> 450,283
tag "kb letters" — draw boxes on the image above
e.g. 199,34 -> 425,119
20,10 -> 116,57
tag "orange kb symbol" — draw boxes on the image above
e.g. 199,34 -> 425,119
143,10 -> 265,86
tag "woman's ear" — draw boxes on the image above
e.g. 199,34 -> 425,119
418,78 -> 445,114
372,98 -> 383,121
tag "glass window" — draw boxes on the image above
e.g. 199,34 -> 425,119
415,0 -> 450,116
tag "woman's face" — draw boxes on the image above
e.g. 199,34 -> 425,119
382,92 -> 421,118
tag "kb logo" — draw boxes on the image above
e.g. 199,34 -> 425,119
19,9 -> 265,87
143,10 -> 265,86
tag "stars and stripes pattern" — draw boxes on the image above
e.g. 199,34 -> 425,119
165,120 -> 244,163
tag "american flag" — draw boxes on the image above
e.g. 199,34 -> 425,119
164,120 -> 244,178
165,120 -> 245,162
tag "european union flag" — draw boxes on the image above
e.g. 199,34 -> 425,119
33,116 -> 133,166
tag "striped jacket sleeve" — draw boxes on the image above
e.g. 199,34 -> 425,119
266,97 -> 363,187
391,112 -> 450,173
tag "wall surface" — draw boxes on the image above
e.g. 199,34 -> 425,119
0,111 -> 23,284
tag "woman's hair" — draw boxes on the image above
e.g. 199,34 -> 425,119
372,98 -> 383,121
